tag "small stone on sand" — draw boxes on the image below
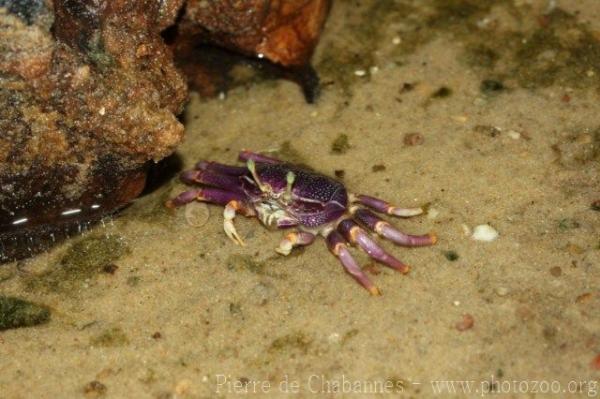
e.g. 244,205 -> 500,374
471,224 -> 499,241
507,130 -> 521,139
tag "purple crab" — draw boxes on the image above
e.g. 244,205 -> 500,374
166,150 -> 436,295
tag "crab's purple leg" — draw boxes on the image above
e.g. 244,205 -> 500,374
352,207 -> 437,247
325,231 -> 380,296
337,219 -> 410,274
275,231 -> 315,255
351,194 -> 423,217
276,219 -> 298,228
238,149 -> 282,164
224,200 -> 255,246
195,161 -> 248,175
180,169 -> 245,194
165,188 -> 245,208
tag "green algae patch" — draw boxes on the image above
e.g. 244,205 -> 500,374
317,0 -> 415,98
268,332 -> 313,354
227,254 -> 267,275
431,86 -> 453,99
331,134 -> 350,154
90,326 -> 129,347
0,296 -> 50,330
271,140 -> 306,165
226,254 -> 286,279
443,250 -> 460,261
124,186 -> 176,226
318,0 -> 600,99
511,9 -> 600,90
24,234 -> 129,294
462,44 -> 500,69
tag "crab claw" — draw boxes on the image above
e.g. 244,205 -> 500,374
224,200 -> 247,246
276,231 -> 315,255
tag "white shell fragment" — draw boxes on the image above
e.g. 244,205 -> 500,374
471,224 -> 499,242
507,130 -> 521,139
185,201 -> 210,227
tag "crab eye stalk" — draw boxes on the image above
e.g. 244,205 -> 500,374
247,159 -> 270,192
283,171 -> 296,202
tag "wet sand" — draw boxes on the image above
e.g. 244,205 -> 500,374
1,0 -> 600,397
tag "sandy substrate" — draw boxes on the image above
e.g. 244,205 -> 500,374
1,0 -> 600,398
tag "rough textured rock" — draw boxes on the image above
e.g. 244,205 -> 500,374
0,0 -> 188,261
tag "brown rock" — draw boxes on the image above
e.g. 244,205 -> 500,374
0,0 -> 187,261
181,0 -> 331,66
455,313 -> 475,331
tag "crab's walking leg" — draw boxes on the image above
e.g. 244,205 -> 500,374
238,150 -> 282,164
276,231 -> 315,255
180,170 -> 244,193
224,200 -> 254,246
352,207 -> 436,247
337,219 -> 410,273
326,231 -> 380,296
195,161 -> 248,175
351,194 -> 423,217
166,188 -> 245,208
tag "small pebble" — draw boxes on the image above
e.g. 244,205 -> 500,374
590,200 -> 600,211
480,79 -> 505,93
453,300 -> 461,306
443,250 -> 459,261
473,124 -> 501,137
455,314 -> 474,331
495,287 -> 509,297
404,132 -> 424,146
549,266 -> 562,277
452,115 -> 469,123
83,381 -> 107,398
101,264 -> 119,274
399,82 -> 415,93
507,130 -> 521,139
392,36 -> 401,45
369,66 -> 379,75
471,224 -> 499,241
576,292 -> 593,304
354,69 -> 367,77
432,86 -> 452,98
